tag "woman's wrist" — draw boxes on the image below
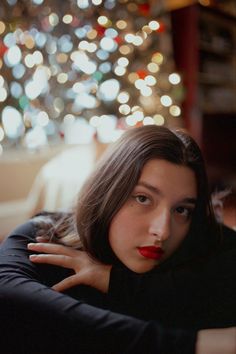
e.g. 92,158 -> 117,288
91,264 -> 112,293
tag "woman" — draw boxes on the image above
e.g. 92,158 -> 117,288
28,124 -> 236,327
0,126 -> 235,354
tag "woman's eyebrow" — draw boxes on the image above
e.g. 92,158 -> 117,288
180,197 -> 197,205
137,181 -> 162,195
137,181 -> 197,205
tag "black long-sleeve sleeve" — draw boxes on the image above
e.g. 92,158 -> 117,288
0,221 -> 197,354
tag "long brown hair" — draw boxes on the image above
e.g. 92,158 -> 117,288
34,125 -> 218,265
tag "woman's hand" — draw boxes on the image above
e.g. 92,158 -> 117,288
27,242 -> 112,293
196,327 -> 236,354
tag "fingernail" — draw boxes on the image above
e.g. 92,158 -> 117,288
29,254 -> 37,259
36,236 -> 45,241
27,243 -> 35,248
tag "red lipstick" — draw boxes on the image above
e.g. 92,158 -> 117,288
138,246 -> 164,260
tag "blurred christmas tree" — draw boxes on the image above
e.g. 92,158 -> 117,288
0,0 -> 184,151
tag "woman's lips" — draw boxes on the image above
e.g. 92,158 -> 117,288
138,246 -> 164,260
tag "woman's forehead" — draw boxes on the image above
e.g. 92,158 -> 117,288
138,159 -> 197,199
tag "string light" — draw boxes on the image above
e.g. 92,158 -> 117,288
0,126 -> 5,141
153,114 -> 165,125
0,21 -> 6,34
148,21 -> 160,31
0,0 -> 184,151
169,73 -> 181,85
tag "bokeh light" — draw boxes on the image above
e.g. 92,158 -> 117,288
0,0 -> 184,151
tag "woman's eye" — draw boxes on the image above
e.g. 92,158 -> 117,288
175,206 -> 192,220
135,195 -> 150,205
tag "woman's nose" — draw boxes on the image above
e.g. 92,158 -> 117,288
148,209 -> 171,242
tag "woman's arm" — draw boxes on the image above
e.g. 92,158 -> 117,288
0,221 -> 197,354
28,227 -> 236,328
2,221 -> 236,354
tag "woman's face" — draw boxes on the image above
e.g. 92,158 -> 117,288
109,159 -> 197,273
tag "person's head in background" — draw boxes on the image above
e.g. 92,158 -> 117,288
75,125 -> 217,272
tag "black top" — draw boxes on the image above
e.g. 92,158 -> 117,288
109,225 -> 236,329
0,220 -> 235,354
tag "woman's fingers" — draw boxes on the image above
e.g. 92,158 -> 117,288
28,243 -> 86,271
27,242 -> 79,257
52,274 -> 83,292
28,242 -> 111,292
29,253 -> 75,269
36,236 -> 50,243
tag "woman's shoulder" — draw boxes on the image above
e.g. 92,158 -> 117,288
6,218 -> 39,241
1,212 -> 68,246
